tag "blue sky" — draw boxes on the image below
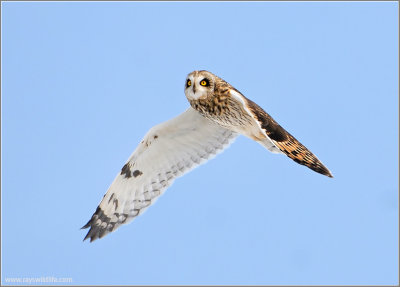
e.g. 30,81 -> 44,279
2,1 -> 398,285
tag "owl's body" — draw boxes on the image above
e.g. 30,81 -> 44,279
187,72 -> 265,141
190,95 -> 255,136
82,70 -> 332,242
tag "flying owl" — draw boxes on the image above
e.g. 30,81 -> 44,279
82,70 -> 333,242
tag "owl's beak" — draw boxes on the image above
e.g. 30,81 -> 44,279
192,83 -> 196,94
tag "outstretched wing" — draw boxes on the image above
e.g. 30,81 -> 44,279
82,108 -> 237,242
230,89 -> 333,178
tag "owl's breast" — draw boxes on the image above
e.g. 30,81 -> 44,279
189,96 -> 257,136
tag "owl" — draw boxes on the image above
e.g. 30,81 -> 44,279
82,70 -> 333,242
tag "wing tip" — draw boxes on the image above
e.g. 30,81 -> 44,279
81,221 -> 91,230
324,170 -> 334,178
81,206 -> 111,243
82,224 -> 105,242
81,221 -> 99,243
316,164 -> 333,178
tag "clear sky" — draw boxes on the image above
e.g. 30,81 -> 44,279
2,1 -> 398,285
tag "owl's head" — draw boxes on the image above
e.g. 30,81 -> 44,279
184,70 -> 217,101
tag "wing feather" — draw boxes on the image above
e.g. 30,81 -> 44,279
229,89 -> 333,178
82,108 -> 237,242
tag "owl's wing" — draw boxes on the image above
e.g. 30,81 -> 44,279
229,89 -> 333,178
82,108 -> 237,242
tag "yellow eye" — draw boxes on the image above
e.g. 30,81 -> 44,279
187,79 -> 191,87
200,80 -> 208,86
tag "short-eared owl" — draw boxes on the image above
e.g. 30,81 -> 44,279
82,70 -> 333,242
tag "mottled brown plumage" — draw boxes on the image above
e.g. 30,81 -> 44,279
245,99 -> 333,177
185,70 -> 333,178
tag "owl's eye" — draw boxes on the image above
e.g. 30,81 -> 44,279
186,79 -> 192,87
200,79 -> 209,86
